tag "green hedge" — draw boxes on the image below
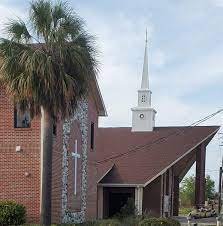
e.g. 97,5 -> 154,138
77,217 -> 179,226
76,219 -> 121,226
0,201 -> 26,226
139,217 -> 180,226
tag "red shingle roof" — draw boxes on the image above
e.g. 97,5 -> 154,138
96,126 -> 219,185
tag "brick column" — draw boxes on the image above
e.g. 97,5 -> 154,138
173,176 -> 179,216
195,144 -> 206,208
97,186 -> 103,219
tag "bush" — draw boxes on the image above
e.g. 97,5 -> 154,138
0,201 -> 26,226
120,216 -> 141,226
119,198 -> 136,218
97,219 -> 121,226
179,207 -> 193,216
139,217 -> 180,226
77,219 -> 121,226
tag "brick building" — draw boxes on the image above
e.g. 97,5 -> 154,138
0,36 -> 219,224
0,74 -> 107,223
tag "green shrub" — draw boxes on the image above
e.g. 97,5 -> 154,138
78,221 -> 98,226
97,219 -> 121,226
165,218 -> 181,226
139,217 -> 180,226
120,216 -> 141,226
0,201 -> 26,226
76,219 -> 121,226
119,198 -> 136,218
179,207 -> 193,216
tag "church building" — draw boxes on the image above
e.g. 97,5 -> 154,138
0,35 -> 219,224
92,36 -> 219,219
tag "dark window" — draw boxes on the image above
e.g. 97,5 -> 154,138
53,123 -> 57,136
14,104 -> 31,128
90,122 -> 94,150
141,95 -> 146,102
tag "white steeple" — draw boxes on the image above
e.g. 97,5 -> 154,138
131,30 -> 156,132
141,30 -> 149,89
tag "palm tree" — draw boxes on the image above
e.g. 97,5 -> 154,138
0,1 -> 98,225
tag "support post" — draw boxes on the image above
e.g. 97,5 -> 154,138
168,168 -> 173,216
160,174 -> 164,217
173,176 -> 180,216
163,172 -> 167,217
135,187 -> 143,215
195,144 -> 206,208
219,167 -> 223,214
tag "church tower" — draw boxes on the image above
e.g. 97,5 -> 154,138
131,32 -> 156,132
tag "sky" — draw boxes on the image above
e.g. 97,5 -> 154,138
0,0 -> 223,187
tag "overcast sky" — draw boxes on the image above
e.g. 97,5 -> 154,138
0,0 -> 223,186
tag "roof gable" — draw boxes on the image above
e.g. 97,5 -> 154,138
96,126 -> 219,186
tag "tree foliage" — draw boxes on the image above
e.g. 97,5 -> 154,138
0,1 -> 98,225
0,0 -> 98,119
180,175 -> 216,207
0,201 -> 26,226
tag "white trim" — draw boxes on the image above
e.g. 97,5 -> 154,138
144,127 -> 219,187
131,107 -> 157,113
135,187 -> 143,215
98,183 -> 144,187
93,75 -> 107,116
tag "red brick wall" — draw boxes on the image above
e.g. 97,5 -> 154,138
0,88 -> 102,223
86,95 -> 100,220
0,88 -> 41,223
51,120 -> 63,223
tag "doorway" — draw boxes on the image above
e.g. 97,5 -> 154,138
103,187 -> 135,218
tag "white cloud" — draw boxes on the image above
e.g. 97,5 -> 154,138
0,4 -> 25,37
211,0 -> 223,7
151,49 -> 166,68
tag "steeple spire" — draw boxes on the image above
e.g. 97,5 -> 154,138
131,29 -> 156,132
141,29 -> 149,89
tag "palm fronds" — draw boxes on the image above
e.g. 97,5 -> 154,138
0,0 -> 98,119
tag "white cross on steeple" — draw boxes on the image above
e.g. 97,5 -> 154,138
72,140 -> 80,195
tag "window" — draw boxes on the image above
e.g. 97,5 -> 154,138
14,104 -> 31,128
90,122 -> 94,150
141,95 -> 146,103
53,123 -> 57,136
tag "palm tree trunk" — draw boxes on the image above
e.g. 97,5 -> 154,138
40,107 -> 53,226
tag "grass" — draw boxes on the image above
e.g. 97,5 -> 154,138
179,207 -> 193,216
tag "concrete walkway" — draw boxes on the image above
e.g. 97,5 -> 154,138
173,216 -> 217,226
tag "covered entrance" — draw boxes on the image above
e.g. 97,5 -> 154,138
102,187 -> 135,218
96,126 -> 219,220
